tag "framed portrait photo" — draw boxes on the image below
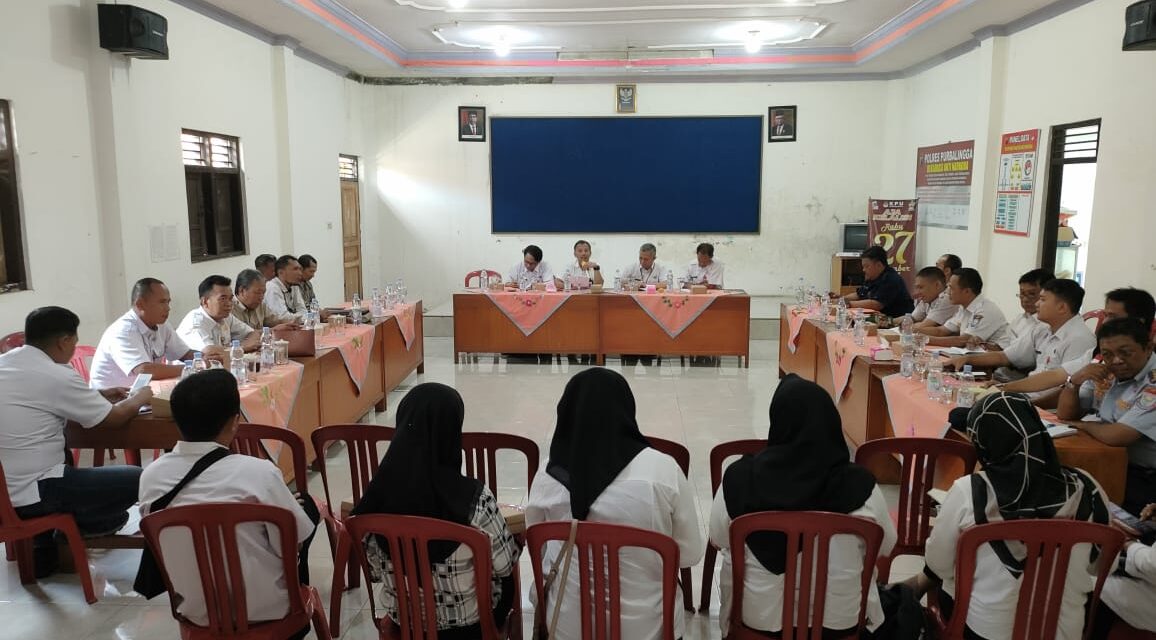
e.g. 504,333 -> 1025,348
616,84 -> 637,114
458,106 -> 487,142
768,105 -> 797,143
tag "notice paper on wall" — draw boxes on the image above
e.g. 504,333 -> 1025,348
994,129 -> 1040,236
915,140 -> 974,230
149,224 -> 181,263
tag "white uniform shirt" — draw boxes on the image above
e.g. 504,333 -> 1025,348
925,474 -> 1102,640
562,260 -> 597,289
525,448 -> 703,640
943,295 -> 1010,346
90,310 -> 190,390
264,278 -> 305,320
620,262 -> 670,286
139,441 -> 314,627
686,260 -> 725,288
709,485 -> 896,636
0,346 -> 113,506
176,308 -> 255,351
1001,315 -> 1096,373
507,261 -> 555,287
1102,541 -> 1156,631
1007,311 -> 1042,342
1062,347 -> 1097,376
912,290 -> 958,326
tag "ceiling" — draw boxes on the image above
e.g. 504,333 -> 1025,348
187,0 -> 1080,78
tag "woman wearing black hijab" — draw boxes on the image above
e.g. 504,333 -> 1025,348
352,383 -> 521,638
708,374 -> 897,637
526,368 -> 702,640
911,392 -> 1109,640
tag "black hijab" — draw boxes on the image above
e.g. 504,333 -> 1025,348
966,392 -> 1108,575
723,374 -> 876,574
351,382 -> 483,562
546,368 -> 650,520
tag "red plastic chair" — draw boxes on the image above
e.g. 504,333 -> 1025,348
345,514 -> 514,640
526,520 -> 680,640
139,503 -> 332,639
65,345 -> 120,467
461,431 -> 540,497
699,439 -> 766,612
465,269 -> 504,289
647,436 -> 695,613
936,520 -> 1125,640
0,460 -> 97,602
1083,309 -> 1107,334
0,331 -> 24,354
311,423 -> 397,635
853,437 -> 978,581
727,511 -> 884,640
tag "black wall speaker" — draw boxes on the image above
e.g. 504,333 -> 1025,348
1124,0 -> 1156,51
98,4 -> 168,60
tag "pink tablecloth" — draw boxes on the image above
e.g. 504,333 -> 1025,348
881,374 -> 953,438
826,330 -> 877,399
342,302 -> 419,350
483,291 -> 571,336
150,361 -> 304,429
628,290 -> 727,338
317,323 -> 376,392
786,306 -> 808,354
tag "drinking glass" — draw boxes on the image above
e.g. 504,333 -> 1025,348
914,333 -> 930,351
331,314 -> 347,335
913,351 -> 930,382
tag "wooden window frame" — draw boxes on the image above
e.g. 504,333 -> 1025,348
1040,119 -> 1100,271
181,128 -> 248,263
339,154 -> 359,182
0,99 -> 28,293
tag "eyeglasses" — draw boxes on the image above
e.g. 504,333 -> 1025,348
1016,293 -> 1041,301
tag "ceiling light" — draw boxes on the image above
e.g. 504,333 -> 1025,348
494,37 -> 511,57
744,31 -> 762,54
448,0 -> 468,8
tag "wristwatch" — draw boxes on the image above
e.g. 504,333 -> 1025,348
592,265 -> 600,271
1065,374 -> 1075,389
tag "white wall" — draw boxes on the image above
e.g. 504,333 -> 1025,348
370,81 -> 891,309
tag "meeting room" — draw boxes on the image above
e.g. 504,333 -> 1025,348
2,0 -> 1156,638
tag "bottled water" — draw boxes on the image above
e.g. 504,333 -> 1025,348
229,340 -> 246,384
795,277 -> 806,305
350,293 -> 363,324
259,327 -> 275,372
613,270 -> 622,292
370,287 -> 384,317
852,316 -> 866,346
667,271 -> 675,293
478,269 -> 488,290
899,314 -> 915,349
900,350 -> 915,378
926,359 -> 945,401
957,365 -> 977,408
192,351 -> 207,373
836,297 -> 849,331
563,275 -> 572,292
180,360 -> 194,380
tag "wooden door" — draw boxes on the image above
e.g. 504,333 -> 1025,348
340,178 -> 362,300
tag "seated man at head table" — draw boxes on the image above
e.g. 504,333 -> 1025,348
836,245 -> 914,318
507,244 -> 554,289
90,277 -> 222,389
231,269 -> 300,332
1006,268 -> 1053,343
139,369 -> 317,631
0,306 -> 153,577
936,253 -> 962,281
254,253 -> 277,282
297,253 -> 318,307
910,266 -> 958,330
686,242 -> 725,290
996,287 -> 1156,396
264,255 -> 329,322
915,267 -> 1009,348
1057,318 -> 1156,515
557,239 -> 603,290
620,242 -> 670,289
947,279 -> 1095,408
177,275 -> 261,353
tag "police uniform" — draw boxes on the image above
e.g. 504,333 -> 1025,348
1079,352 -> 1156,513
943,295 -> 1010,346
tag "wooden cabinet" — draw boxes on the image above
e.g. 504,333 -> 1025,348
830,253 -> 864,296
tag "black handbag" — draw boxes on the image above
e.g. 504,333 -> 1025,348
133,447 -> 232,599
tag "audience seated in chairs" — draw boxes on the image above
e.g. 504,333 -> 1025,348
350,382 -> 521,639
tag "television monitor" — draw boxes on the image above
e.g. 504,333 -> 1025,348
842,223 -> 869,253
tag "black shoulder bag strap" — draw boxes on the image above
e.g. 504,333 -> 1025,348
133,447 -> 232,598
971,474 -> 1026,579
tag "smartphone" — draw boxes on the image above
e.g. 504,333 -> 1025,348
1111,503 -> 1156,544
129,373 -> 153,395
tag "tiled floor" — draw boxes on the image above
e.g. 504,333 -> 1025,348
0,337 -> 921,639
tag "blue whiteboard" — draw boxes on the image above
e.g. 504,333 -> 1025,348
489,116 -> 762,233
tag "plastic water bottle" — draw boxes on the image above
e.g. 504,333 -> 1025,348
563,274 -> 572,292
836,297 -> 849,330
957,365 -> 977,408
479,269 -> 488,290
350,293 -> 363,324
927,359 -> 945,401
229,340 -> 246,384
853,316 -> 867,346
180,360 -> 194,380
667,271 -> 675,293
259,327 -> 275,372
795,278 -> 806,305
192,351 -> 207,373
613,270 -> 622,292
370,287 -> 384,317
899,314 -> 915,349
900,350 -> 915,378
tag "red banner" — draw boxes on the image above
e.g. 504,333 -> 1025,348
867,199 -> 919,289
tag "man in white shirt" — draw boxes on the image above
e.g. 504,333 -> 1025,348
936,253 -> 962,281
621,242 -> 669,289
91,278 -> 216,389
0,307 -> 153,576
506,244 -> 554,289
557,239 -> 603,290
177,275 -> 259,352
231,269 -> 299,332
139,370 -> 315,630
910,266 -> 958,328
255,254 -> 277,282
264,255 -> 308,320
1006,268 -> 1053,342
1099,502 -> 1156,634
686,242 -> 725,289
919,268 -> 1010,348
949,279 -> 1095,407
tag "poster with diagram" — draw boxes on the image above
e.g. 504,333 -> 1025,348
994,129 -> 1040,236
915,141 -> 974,230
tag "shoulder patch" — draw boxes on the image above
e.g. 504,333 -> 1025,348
1148,369 -> 1156,384
1138,385 -> 1156,411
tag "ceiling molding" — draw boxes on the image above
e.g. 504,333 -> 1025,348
388,0 -> 853,14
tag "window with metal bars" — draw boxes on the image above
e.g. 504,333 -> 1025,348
181,129 -> 247,261
0,100 -> 27,292
1049,120 -> 1100,163
1040,118 -> 1101,276
339,155 -> 358,181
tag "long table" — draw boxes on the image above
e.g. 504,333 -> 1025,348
778,303 -> 1128,502
453,291 -> 751,367
65,304 -> 425,480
